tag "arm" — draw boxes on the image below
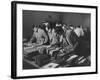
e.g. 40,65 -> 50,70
29,33 -> 36,43
43,32 -> 48,44
60,35 -> 63,42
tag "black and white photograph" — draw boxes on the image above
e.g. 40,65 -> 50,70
23,10 -> 91,69
11,1 -> 97,79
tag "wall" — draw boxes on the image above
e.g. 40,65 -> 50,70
23,10 -> 60,39
62,13 -> 90,28
23,11 -> 90,39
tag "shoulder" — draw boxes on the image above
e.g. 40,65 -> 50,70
38,28 -> 44,32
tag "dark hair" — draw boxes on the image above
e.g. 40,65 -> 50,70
54,27 -> 64,35
32,24 -> 38,29
69,24 -> 74,27
77,25 -> 81,28
32,24 -> 35,28
38,24 -> 46,30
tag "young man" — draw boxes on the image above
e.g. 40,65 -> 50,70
30,25 -> 48,45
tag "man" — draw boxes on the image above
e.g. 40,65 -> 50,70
50,27 -> 63,46
30,25 -> 48,45
47,27 -> 64,57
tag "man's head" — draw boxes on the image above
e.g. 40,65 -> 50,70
69,25 -> 74,30
54,27 -> 64,35
74,25 -> 84,37
41,21 -> 50,31
42,21 -> 49,27
32,25 -> 38,32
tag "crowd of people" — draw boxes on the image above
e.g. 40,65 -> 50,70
23,21 -> 91,68
29,21 -> 82,47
